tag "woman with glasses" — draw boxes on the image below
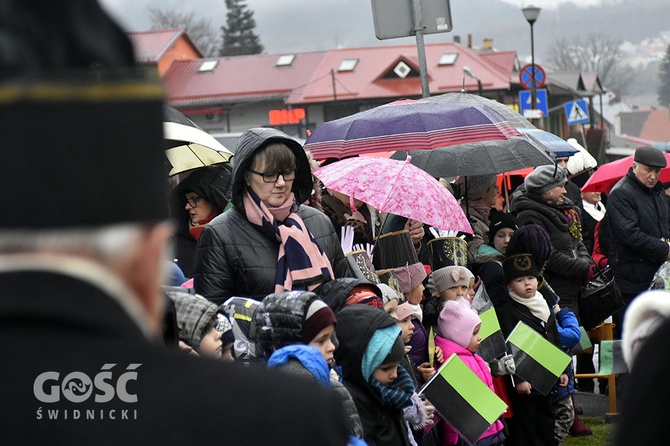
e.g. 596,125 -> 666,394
193,128 -> 351,305
169,165 -> 232,278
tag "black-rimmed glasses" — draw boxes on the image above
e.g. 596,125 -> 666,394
185,196 -> 203,208
249,169 -> 296,183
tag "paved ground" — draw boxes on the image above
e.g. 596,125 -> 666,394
573,391 -> 612,419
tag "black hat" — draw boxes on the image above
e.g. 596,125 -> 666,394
634,146 -> 667,168
428,236 -> 468,269
503,253 -> 541,284
488,209 -> 519,246
0,2 -> 168,229
372,230 -> 419,270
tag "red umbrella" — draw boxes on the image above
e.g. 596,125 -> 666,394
581,153 -> 670,193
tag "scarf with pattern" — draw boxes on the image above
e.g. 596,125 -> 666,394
243,187 -> 333,292
545,198 -> 583,241
369,364 -> 415,410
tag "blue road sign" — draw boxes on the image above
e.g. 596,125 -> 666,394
519,89 -> 548,118
564,100 -> 590,125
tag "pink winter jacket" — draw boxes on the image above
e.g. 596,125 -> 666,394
433,335 -> 504,446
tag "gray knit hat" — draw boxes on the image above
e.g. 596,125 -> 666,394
525,165 -> 568,195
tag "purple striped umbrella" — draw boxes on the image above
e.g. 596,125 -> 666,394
304,99 -> 521,160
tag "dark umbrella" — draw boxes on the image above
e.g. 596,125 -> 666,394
390,136 -> 555,177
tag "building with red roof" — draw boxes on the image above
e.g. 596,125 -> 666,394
128,29 -> 202,76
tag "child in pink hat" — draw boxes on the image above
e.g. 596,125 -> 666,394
434,298 -> 506,446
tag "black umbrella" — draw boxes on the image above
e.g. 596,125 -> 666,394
390,136 -> 554,178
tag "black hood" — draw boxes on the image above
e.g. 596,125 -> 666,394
313,277 -> 383,314
230,128 -> 312,215
169,164 -> 232,236
334,305 -> 398,387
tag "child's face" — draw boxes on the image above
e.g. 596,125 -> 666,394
373,362 -> 399,385
308,324 -> 337,367
397,315 -> 414,344
198,328 -> 223,358
493,228 -> 515,254
467,277 -> 476,299
439,285 -> 469,302
384,299 -> 398,318
508,276 -> 538,299
406,283 -> 425,305
466,323 -> 482,353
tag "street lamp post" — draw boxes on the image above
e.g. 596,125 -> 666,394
463,66 -> 483,96
522,6 -> 541,119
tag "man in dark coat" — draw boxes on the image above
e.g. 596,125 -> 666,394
0,3 -> 350,444
607,146 -> 670,334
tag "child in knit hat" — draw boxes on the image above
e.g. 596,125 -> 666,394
430,265 -> 474,305
498,254 -> 568,446
434,298 -> 506,445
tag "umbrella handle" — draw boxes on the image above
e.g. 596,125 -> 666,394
349,194 -> 357,215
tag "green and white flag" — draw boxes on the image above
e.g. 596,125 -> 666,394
597,340 -> 628,375
419,353 -> 507,445
570,326 -> 593,355
506,321 -> 572,395
476,306 -> 507,362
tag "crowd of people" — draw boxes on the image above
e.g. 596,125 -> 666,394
5,3 -> 670,444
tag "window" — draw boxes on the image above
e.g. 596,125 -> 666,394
338,58 -> 358,72
198,60 -> 218,72
438,52 -> 459,66
276,54 -> 295,67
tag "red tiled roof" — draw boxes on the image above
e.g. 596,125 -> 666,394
128,29 -> 199,62
163,52 -> 327,106
639,109 -> 670,142
287,42 -> 514,104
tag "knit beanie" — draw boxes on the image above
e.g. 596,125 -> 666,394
488,208 -> 519,246
393,262 -> 428,294
438,299 -> 482,349
378,283 -> 400,306
303,299 -> 337,343
344,285 -> 385,309
362,325 -> 403,381
503,253 -> 541,284
429,266 -> 473,295
525,165 -> 568,195
396,302 -> 414,321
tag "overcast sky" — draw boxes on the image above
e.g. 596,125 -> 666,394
100,0 -> 666,63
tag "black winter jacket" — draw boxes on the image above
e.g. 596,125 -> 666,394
334,305 -> 412,446
607,169 -> 670,294
194,128 -> 351,304
510,193 -> 592,313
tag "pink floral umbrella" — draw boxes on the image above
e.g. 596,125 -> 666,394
313,156 -> 472,234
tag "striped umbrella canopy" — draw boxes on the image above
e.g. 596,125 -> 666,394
304,99 -> 521,160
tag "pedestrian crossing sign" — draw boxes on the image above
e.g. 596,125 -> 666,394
564,99 -> 590,125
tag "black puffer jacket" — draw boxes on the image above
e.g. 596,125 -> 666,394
607,169 -> 670,294
334,305 -> 412,446
169,165 -> 232,278
252,291 -> 321,360
510,193 -> 592,314
194,128 -> 351,304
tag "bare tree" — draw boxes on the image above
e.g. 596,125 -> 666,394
148,6 -> 220,57
548,33 -> 634,93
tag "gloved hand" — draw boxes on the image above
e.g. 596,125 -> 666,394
489,354 -> 516,377
584,263 -> 597,283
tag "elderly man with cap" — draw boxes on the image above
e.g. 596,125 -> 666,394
0,2 -> 349,444
509,165 -> 594,318
607,145 -> 670,336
